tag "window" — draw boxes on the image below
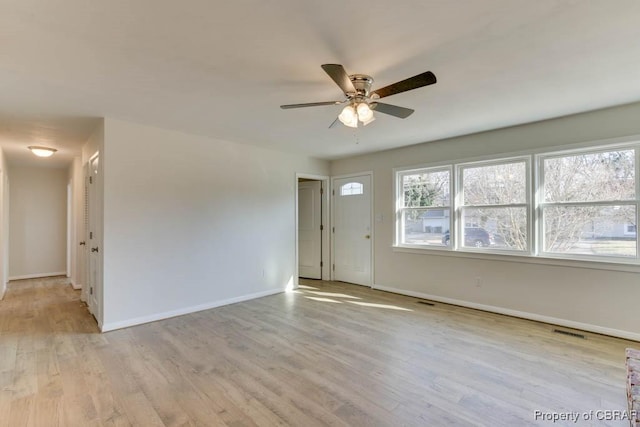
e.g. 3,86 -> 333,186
540,149 -> 637,259
394,141 -> 640,264
340,182 -> 363,196
397,167 -> 451,246
459,159 -> 529,251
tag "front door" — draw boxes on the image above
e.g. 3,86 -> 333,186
333,174 -> 372,286
298,180 -> 322,279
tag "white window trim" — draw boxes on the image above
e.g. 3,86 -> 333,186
395,165 -> 452,249
340,182 -> 364,196
536,145 -> 638,262
455,156 -> 531,254
393,136 -> 640,266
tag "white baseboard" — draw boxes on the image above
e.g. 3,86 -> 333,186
374,284 -> 640,342
101,287 -> 284,332
70,279 -> 82,290
8,272 -> 67,281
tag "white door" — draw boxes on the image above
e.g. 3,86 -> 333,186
333,175 -> 372,286
79,164 -> 88,302
298,180 -> 322,279
87,155 -> 101,321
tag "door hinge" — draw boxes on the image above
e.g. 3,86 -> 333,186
332,189 -> 335,196
320,261 -> 323,267
90,287 -> 93,295
89,176 -> 93,184
332,264 -> 335,271
320,187 -> 324,195
90,231 -> 93,239
332,227 -> 335,233
320,224 -> 324,231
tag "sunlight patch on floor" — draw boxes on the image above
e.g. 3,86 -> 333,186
346,301 -> 413,311
304,291 -> 361,300
296,284 -> 412,311
305,296 -> 342,303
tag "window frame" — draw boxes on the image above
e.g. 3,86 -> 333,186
395,165 -> 453,250
455,156 -> 532,254
340,182 -> 364,196
393,138 -> 640,266
536,145 -> 639,262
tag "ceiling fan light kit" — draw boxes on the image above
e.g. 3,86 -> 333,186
281,64 -> 436,129
338,102 -> 375,128
338,104 -> 358,128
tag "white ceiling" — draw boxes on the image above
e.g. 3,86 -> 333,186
2,1 -> 640,168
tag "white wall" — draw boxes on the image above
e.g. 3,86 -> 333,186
0,147 -> 8,298
8,166 -> 68,280
331,101 -> 640,340
101,118 -> 329,331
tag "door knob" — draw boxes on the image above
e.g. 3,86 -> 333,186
91,247 -> 99,253
79,241 -> 86,246
365,235 -> 371,239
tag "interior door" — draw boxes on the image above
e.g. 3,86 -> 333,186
79,164 -> 88,302
298,180 -> 322,279
333,175 -> 372,286
87,155 -> 100,321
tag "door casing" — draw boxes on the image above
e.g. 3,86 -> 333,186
295,173 -> 330,286
298,180 -> 322,279
86,153 -> 103,326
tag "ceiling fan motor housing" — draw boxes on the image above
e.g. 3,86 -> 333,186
349,74 -> 374,98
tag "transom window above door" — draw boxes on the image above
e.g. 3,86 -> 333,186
340,182 -> 364,196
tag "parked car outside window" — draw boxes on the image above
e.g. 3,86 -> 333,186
442,227 -> 493,247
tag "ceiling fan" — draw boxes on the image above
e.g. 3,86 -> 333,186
280,64 -> 437,128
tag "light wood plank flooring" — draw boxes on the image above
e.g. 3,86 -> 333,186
0,276 -> 636,426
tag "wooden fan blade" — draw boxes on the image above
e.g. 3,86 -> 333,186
280,101 -> 342,109
371,71 -> 436,99
321,64 -> 356,95
370,102 -> 414,118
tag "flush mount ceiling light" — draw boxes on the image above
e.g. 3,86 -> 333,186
27,146 -> 58,158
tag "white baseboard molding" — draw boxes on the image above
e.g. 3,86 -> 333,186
374,284 -> 640,342
8,272 -> 67,281
70,279 -> 82,290
101,287 -> 285,332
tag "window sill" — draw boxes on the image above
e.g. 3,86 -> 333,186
392,245 -> 640,273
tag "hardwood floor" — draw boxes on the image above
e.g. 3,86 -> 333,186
0,276 -> 636,426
